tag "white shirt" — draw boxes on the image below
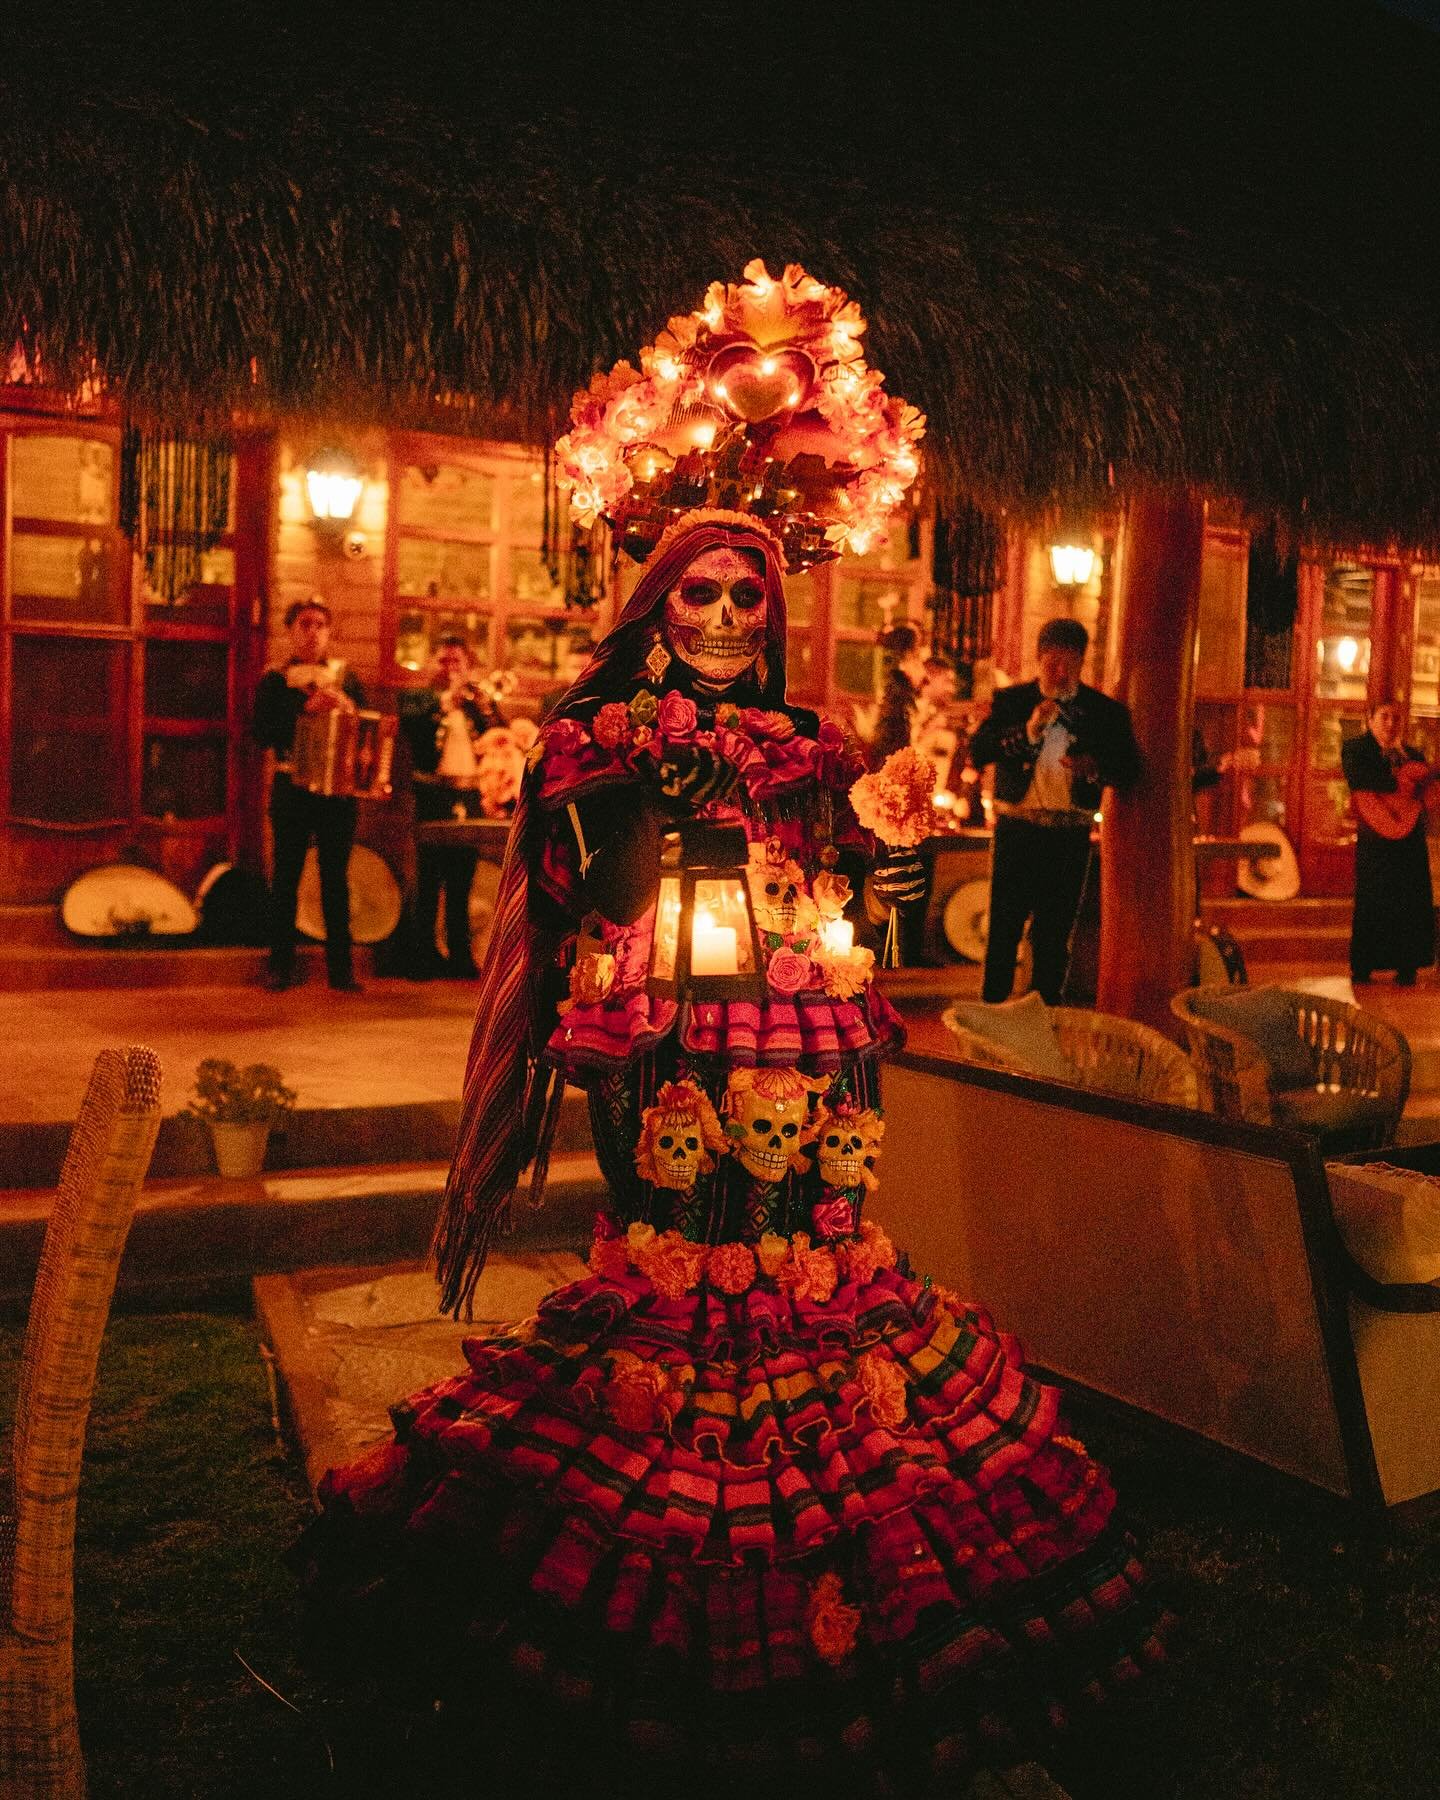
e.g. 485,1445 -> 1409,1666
1020,689 -> 1079,812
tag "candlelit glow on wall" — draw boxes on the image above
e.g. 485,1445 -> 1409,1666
648,822 -> 765,1002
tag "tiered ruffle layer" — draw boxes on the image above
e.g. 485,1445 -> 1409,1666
303,1243 -> 1168,1788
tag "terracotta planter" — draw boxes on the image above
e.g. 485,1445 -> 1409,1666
209,1120 -> 272,1179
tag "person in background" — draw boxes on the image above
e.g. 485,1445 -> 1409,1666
967,617 -> 1140,1004
1342,697 -> 1436,987
252,597 -> 367,993
397,634 -> 501,980
870,622 -> 955,765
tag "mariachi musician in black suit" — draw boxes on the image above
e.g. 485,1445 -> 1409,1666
1342,698 -> 1437,987
967,617 -> 1141,1004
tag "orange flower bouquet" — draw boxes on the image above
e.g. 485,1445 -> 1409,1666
848,747 -> 937,965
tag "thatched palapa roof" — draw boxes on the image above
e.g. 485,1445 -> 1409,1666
4,0 -> 1440,548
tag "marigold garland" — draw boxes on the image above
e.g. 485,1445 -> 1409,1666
585,1218 -> 899,1300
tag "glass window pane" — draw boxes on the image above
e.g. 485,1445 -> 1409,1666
783,571 -> 815,627
11,435 -> 113,523
1237,772 -> 1289,832
835,577 -> 905,633
1195,546 -> 1245,696
396,462 -> 496,535
396,537 -> 492,603
1311,706 -> 1365,770
1241,700 -> 1294,767
786,632 -> 816,689
1412,573 -> 1440,716
1315,564 -> 1373,701
1309,775 -> 1355,840
10,637 -> 130,821
144,641 -> 228,720
11,533 -> 121,623
504,613 -> 564,672
833,639 -> 880,696
394,607 -> 490,674
508,467 -> 547,538
142,735 -> 226,819
509,548 -> 562,605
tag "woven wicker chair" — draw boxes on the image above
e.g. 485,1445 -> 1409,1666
1170,985 -> 1410,1149
1,1047 -> 163,1798
942,1005 -> 1201,1108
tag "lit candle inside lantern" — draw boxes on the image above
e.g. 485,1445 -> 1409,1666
691,908 -> 739,976
821,917 -> 855,955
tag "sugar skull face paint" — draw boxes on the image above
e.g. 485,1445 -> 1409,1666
663,545 -> 767,686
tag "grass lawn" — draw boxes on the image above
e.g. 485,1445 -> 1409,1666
5,1307 -> 1440,1797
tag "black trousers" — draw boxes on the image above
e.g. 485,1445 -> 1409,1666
268,776 -> 357,984
982,817 -> 1094,1004
414,844 -> 481,974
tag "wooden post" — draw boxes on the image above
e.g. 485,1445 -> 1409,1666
1098,489 -> 1206,1033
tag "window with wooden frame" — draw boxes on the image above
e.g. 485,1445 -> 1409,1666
139,456 -> 239,827
383,434 -> 608,697
2,422 -> 134,826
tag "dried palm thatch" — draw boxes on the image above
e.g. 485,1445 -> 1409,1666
4,0 -> 1440,548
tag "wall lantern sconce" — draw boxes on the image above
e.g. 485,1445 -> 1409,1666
647,821 -> 766,1003
304,449 -> 365,534
1048,538 -> 1096,588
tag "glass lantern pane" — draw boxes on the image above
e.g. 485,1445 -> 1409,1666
693,877 -> 759,975
650,875 -> 682,983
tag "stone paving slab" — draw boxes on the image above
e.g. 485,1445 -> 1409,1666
255,1250 -> 588,1496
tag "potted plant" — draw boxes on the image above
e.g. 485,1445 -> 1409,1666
187,1058 -> 297,1178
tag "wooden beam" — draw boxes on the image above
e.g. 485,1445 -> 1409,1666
1099,490 -> 1205,1033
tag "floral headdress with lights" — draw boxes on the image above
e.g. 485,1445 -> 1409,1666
555,260 -> 925,571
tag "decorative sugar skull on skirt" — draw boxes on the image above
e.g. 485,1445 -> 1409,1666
813,1099 -> 885,1193
723,1067 -> 826,1185
747,837 -> 808,936
634,1079 -> 728,1192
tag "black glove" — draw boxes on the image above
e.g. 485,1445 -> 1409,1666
655,745 -> 741,808
869,851 -> 927,907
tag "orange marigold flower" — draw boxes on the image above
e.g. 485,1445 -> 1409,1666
780,1238 -> 839,1305
603,1353 -> 671,1432
856,1350 -> 908,1428
838,1239 -> 881,1286
757,1231 -> 791,1279
589,1236 -> 630,1280
807,1572 -> 861,1667
707,1241 -> 757,1295
859,1219 -> 898,1269
633,1228 -> 707,1300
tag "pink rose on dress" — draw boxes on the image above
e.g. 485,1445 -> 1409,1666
811,1197 -> 856,1240
592,702 -> 632,749
766,948 -> 817,995
544,717 -> 587,756
656,691 -> 698,739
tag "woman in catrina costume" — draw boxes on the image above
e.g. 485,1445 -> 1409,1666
298,264 -> 1168,1794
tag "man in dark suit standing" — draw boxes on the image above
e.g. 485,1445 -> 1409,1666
968,618 -> 1141,1003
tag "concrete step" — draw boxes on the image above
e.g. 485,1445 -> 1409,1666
0,1084 -> 593,1188
0,941 -> 379,992
0,1148 -> 604,1304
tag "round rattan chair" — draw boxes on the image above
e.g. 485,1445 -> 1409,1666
1169,984 -> 1410,1149
942,1005 -> 1201,1108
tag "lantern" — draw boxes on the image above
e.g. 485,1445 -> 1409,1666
304,449 -> 364,528
1048,538 -> 1096,588
647,821 -> 766,1003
